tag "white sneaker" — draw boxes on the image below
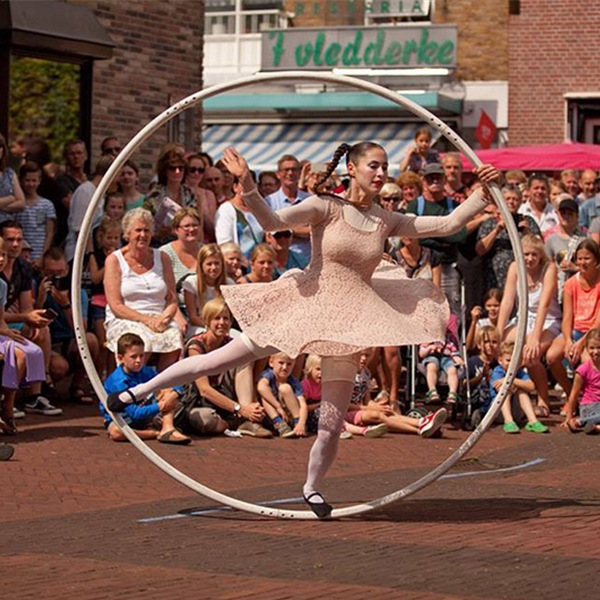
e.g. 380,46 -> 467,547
363,423 -> 388,438
23,396 -> 62,416
13,408 -> 25,419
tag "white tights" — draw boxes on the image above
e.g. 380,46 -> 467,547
119,341 -> 358,500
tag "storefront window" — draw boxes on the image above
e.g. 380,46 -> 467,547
205,0 -> 283,35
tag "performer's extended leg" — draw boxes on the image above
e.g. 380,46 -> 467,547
108,338 -> 270,411
303,354 -> 359,518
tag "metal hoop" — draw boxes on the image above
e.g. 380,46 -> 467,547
72,71 -> 527,519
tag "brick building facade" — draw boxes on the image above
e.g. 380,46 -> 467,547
509,0 -> 600,145
74,0 -> 205,171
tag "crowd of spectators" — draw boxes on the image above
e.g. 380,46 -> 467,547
1,128 -> 600,445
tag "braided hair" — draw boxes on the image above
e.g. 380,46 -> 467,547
315,141 -> 385,194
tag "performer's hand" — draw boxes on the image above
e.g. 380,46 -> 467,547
222,147 -> 249,179
474,164 -> 501,185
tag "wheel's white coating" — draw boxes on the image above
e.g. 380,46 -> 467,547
72,72 -> 528,519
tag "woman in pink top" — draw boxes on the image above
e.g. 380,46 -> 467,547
563,328 -> 600,434
547,239 -> 600,398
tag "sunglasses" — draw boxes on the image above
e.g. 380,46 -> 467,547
187,166 -> 205,174
104,146 -> 121,154
167,165 -> 185,172
424,175 -> 444,183
380,196 -> 400,202
273,230 -> 293,239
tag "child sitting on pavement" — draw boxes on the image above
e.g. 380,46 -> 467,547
100,333 -> 191,444
419,313 -> 464,404
344,352 -> 447,438
257,351 -> 308,438
563,328 -> 600,435
301,354 -> 322,434
467,325 -> 500,416
489,341 -> 549,434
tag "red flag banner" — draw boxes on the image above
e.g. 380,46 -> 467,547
475,109 -> 497,149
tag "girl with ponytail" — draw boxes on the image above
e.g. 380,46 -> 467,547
108,141 -> 501,519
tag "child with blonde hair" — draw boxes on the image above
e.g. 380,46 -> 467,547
257,351 -> 308,438
490,341 -> 549,434
563,328 -> 600,434
220,242 -> 244,280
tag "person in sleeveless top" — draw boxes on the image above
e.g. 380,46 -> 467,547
107,142 -> 501,518
104,208 -> 184,371
497,234 -> 561,417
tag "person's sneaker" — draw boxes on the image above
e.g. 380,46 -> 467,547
23,396 -> 62,416
363,423 -> 388,438
583,422 -> 599,435
339,430 -> 353,439
237,421 -> 274,438
418,407 -> 448,438
12,408 -> 25,419
525,421 -> 549,434
503,421 -> 520,434
275,421 -> 295,438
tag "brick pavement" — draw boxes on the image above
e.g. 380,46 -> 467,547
1,403 -> 599,600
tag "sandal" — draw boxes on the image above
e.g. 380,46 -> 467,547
535,404 -> 550,418
425,389 -> 440,403
447,391 -> 460,405
0,416 -> 18,435
303,492 -> 333,519
157,429 -> 191,445
70,386 -> 95,405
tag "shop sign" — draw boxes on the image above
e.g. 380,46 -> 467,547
261,26 -> 456,71
366,0 -> 431,18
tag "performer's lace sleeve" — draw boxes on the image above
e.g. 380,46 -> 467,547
241,189 -> 328,231
386,188 -> 488,238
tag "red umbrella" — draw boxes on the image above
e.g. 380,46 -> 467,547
459,142 -> 600,171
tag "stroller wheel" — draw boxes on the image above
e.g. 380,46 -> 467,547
406,406 -> 430,420
470,408 -> 483,430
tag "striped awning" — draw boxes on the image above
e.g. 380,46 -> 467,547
201,122 -> 425,174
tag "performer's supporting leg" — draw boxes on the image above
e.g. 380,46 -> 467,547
303,354 -> 359,518
108,337 -> 271,410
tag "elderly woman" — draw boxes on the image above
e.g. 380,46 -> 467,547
159,207 -> 202,314
104,208 -> 184,371
476,184 -> 541,292
215,175 -> 263,260
144,147 -> 196,245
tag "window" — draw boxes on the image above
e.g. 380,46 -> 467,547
205,0 -> 284,35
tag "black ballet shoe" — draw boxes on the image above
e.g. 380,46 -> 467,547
303,492 -> 333,519
106,389 -> 137,412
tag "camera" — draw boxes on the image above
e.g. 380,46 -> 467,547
51,275 -> 69,291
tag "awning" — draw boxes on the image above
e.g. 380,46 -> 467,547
0,0 -> 114,59
202,122 -> 434,173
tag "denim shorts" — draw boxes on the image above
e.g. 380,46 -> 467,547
422,355 -> 457,373
580,402 -> 600,426
90,304 -> 106,322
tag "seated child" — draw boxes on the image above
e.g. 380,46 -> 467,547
490,341 -> 549,434
257,352 -> 308,438
344,352 -> 447,438
182,298 -> 271,438
466,288 -> 502,351
220,242 -> 244,281
563,328 -> 600,435
419,314 -> 464,404
466,325 -> 500,416
301,354 -> 322,434
101,333 -> 191,444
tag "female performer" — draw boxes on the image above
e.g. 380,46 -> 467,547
108,142 -> 500,518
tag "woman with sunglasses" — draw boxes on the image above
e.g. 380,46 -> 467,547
185,153 -> 217,243
108,142 -> 500,518
144,147 -> 196,245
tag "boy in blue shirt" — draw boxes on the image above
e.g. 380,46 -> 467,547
257,351 -> 307,438
489,341 -> 548,434
101,333 -> 190,444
